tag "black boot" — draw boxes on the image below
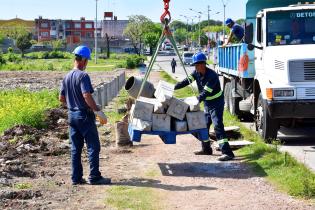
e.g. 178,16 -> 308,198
194,141 -> 213,155
217,142 -> 235,161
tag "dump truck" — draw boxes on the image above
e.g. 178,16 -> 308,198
217,0 -> 315,141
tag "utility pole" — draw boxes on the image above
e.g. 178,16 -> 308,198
207,5 -> 210,27
198,15 -> 201,47
95,0 -> 98,64
190,8 -> 202,47
180,15 -> 190,46
221,0 -> 230,43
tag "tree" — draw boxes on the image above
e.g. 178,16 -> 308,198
16,32 -> 32,57
143,23 -> 162,55
50,39 -> 66,50
174,28 -> 187,44
124,15 -> 153,55
170,20 -> 186,31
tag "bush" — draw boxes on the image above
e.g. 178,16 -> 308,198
0,52 -> 6,65
25,51 -> 71,59
125,55 -> 146,69
126,57 -> 136,69
7,53 -> 22,63
7,47 -> 14,53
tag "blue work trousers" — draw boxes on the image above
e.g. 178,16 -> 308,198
204,98 -> 234,156
68,109 -> 101,183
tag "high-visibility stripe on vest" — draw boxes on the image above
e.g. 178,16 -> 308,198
217,138 -> 228,144
188,75 -> 195,83
204,86 -> 213,93
205,90 -> 223,101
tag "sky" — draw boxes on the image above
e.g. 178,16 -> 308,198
0,0 -> 246,23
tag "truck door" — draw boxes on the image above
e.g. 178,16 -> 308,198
255,14 -> 265,73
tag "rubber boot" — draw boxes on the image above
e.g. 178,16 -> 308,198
194,141 -> 213,155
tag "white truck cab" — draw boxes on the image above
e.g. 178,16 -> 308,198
217,1 -> 315,141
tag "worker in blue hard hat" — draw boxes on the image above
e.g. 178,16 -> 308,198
59,45 -> 111,185
174,52 -> 235,161
223,18 -> 244,47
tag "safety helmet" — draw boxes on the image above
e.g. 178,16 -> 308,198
72,45 -> 91,60
192,52 -> 207,65
225,18 -> 233,25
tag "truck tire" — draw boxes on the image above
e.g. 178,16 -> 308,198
225,82 -> 240,116
255,93 -> 279,142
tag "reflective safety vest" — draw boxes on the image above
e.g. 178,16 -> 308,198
175,67 -> 223,103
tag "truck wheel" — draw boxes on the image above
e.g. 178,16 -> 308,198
255,93 -> 279,142
225,82 -> 240,116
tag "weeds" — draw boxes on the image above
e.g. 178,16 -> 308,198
106,89 -> 129,124
0,89 -> 59,134
14,182 -> 32,190
222,112 -> 315,199
160,71 -> 195,98
105,186 -> 161,210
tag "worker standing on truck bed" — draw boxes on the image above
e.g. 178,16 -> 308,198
223,18 -> 244,47
59,45 -> 111,185
174,52 -> 235,161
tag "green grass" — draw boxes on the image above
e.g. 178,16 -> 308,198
160,71 -> 196,98
105,186 -> 162,210
0,89 -> 59,134
0,53 -> 142,71
223,111 -> 315,199
13,182 -> 32,190
106,89 -> 129,124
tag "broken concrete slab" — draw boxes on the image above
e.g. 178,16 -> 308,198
213,140 -> 254,150
166,97 -> 189,120
210,126 -> 240,134
154,81 -> 175,105
186,111 -> 207,130
152,114 -> 171,131
138,97 -> 165,114
228,140 -> 254,149
183,96 -> 200,112
132,97 -> 155,121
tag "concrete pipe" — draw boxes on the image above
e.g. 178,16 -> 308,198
124,76 -> 155,98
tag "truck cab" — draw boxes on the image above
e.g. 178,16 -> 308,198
217,1 -> 315,141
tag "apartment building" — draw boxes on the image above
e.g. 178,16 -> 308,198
35,16 -> 101,44
102,12 -> 128,40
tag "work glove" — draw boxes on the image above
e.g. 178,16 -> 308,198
95,110 -> 107,125
94,105 -> 108,125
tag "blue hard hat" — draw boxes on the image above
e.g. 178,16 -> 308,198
225,18 -> 233,25
72,45 -> 91,60
192,52 -> 207,65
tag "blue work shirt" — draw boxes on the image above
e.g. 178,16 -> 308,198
60,69 -> 94,110
174,67 -> 223,106
232,24 -> 244,41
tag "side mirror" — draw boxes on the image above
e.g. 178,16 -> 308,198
247,43 -> 263,51
244,22 -> 253,44
247,43 -> 255,51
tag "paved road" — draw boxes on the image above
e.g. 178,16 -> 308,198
153,55 -> 195,81
153,55 -> 315,173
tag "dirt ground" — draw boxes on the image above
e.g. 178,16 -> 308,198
0,70 -> 314,209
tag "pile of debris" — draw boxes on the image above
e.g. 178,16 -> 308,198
130,81 -> 207,132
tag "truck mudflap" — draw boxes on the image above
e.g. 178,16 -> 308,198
267,100 -> 315,118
